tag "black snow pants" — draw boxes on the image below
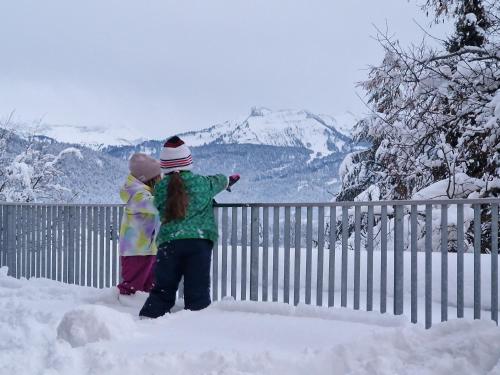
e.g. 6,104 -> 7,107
139,238 -> 213,318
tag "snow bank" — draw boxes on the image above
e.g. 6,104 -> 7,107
1,268 -> 500,374
214,299 -> 406,327
57,304 -> 135,347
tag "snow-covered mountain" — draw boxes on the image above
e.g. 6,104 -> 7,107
180,107 -> 353,160
18,122 -> 147,150
1,108 -> 356,203
102,108 -> 355,202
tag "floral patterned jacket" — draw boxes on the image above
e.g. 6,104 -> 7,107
119,175 -> 160,256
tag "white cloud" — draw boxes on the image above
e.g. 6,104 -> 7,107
0,0 -> 451,138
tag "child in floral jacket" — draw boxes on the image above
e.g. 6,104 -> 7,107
117,153 -> 162,295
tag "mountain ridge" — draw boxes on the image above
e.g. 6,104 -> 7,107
177,107 -> 354,160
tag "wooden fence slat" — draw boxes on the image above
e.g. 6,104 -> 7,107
328,206 -> 336,307
272,207 -> 280,302
30,205 -> 36,279
317,206 -> 325,306
457,204 -> 465,318
294,206 -> 302,306
250,206 -> 260,301
68,206 -> 76,284
51,206 -> 57,280
354,205 -> 361,310
262,206 -> 269,301
35,205 -> 42,278
221,207 -> 228,298
105,206 -> 111,288
117,205 -> 124,284
305,206 -> 313,305
240,207 -> 248,300
492,203 -> 499,324
41,206 -> 47,278
74,206 -> 81,285
380,205 -> 388,313
85,206 -> 92,286
231,206 -> 238,299
474,204 -> 481,320
7,205 -> 15,277
92,206 -> 98,287
212,207 -> 219,301
367,205 -> 374,311
284,207 -> 291,304
15,205 -> 21,278
341,206 -> 349,307
425,204 -> 433,329
410,204 -> 418,323
111,206 -> 118,286
394,205 -> 404,316
99,206 -> 105,288
441,204 -> 448,322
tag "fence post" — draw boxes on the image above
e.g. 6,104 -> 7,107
394,204 -> 404,316
250,206 -> 259,301
5,206 -> 16,276
457,204 -> 464,319
380,205 -> 388,313
492,203 -> 498,324
0,205 -> 3,267
221,207 -> 228,298
212,207 -> 219,301
425,204 -> 433,329
474,204 -> 481,319
294,206 -> 302,306
341,206 -> 349,307
6,205 -> 15,277
354,205 -> 361,310
440,204 -> 448,322
410,204 -> 418,324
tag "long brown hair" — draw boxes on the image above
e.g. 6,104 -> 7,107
164,172 -> 188,222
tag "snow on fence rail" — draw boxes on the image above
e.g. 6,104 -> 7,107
0,199 -> 499,328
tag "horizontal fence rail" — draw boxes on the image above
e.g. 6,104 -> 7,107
0,199 -> 499,328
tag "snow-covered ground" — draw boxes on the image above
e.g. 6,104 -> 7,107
1,267 -> 500,375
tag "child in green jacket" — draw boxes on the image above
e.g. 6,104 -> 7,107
139,136 -> 239,318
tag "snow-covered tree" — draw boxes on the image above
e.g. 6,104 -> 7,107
423,0 -> 491,51
340,0 -> 500,202
338,0 -> 500,252
0,120 -> 83,203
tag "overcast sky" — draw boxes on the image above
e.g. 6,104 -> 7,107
0,1 -> 450,138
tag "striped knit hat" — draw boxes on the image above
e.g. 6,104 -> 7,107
160,136 -> 193,174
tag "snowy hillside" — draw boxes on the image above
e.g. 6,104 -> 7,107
18,122 -> 147,149
0,130 -> 128,203
180,107 -> 353,159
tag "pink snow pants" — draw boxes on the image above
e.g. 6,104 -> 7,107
117,255 -> 156,295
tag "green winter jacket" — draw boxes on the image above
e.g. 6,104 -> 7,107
154,171 -> 228,246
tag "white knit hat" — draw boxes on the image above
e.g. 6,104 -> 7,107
160,136 -> 193,174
